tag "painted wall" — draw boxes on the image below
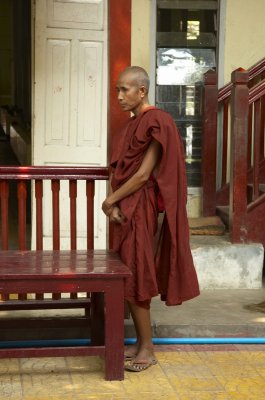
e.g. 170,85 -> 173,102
223,0 -> 265,84
131,0 -> 151,73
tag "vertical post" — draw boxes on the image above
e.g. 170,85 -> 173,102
35,180 -> 43,250
252,99 -> 262,200
221,98 -> 229,186
69,180 -> 77,250
229,69 -> 249,243
51,180 -> 60,250
105,280 -> 125,380
202,70 -> 218,216
17,180 -> 27,251
86,181 -> 94,250
0,181 -> 9,250
108,0 -> 131,159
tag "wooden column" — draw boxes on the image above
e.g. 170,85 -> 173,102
108,0 -> 131,157
108,0 -> 131,249
202,70 -> 218,216
229,69 -> 249,243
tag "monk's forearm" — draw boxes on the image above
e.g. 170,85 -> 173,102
102,139 -> 161,215
107,172 -> 148,205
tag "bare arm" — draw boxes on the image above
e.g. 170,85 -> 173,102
102,139 -> 161,215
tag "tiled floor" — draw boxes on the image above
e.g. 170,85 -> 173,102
1,345 -> 265,399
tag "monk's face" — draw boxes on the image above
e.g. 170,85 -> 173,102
116,72 -> 146,115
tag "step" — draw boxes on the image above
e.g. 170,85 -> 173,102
190,235 -> 264,290
216,205 -> 229,227
189,216 -> 226,236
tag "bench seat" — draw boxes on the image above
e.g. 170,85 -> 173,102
0,249 -> 131,381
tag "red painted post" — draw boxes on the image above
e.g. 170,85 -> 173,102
247,104 -> 253,169
221,98 -> 229,186
51,180 -> 60,250
35,180 -> 43,250
17,180 -> 27,251
229,69 -> 249,243
252,99 -> 262,200
108,0 -> 131,159
69,180 -> 77,250
202,70 -> 218,216
0,181 -> 9,250
86,181 -> 94,250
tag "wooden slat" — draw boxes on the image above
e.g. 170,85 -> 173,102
221,99 -> 229,186
86,181 -> 95,250
51,180 -> 60,300
260,93 -> 265,159
247,103 -> 253,169
17,180 -> 27,251
69,180 -> 77,250
35,180 -> 43,251
0,180 -> 9,250
51,180 -> 60,251
252,99 -> 262,201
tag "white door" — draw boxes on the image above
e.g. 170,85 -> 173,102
32,0 -> 108,249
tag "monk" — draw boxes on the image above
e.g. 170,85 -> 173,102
102,66 -> 200,372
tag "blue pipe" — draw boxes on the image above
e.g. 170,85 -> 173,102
1,337 -> 265,348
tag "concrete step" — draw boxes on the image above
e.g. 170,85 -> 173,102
190,234 -> 264,290
125,289 -> 265,338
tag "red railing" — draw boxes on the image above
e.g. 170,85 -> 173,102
0,166 -> 109,251
203,57 -> 265,216
202,58 -> 265,244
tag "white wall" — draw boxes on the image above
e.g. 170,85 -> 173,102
223,0 -> 265,84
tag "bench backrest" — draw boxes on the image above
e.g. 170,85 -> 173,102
0,166 -> 110,303
0,166 -> 109,251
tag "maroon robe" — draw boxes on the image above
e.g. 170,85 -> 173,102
111,107 -> 200,308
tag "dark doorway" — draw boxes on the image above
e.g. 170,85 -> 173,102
0,0 -> 31,162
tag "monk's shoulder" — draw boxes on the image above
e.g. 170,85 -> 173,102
143,108 -> 176,128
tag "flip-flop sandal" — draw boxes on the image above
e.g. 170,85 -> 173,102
124,354 -> 136,361
125,359 -> 157,372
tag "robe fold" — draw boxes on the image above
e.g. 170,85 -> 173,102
111,107 -> 200,308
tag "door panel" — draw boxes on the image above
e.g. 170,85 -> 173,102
33,0 -> 108,249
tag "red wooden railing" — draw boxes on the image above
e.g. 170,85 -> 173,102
202,58 -> 265,245
0,166 -> 109,251
0,166 -> 109,303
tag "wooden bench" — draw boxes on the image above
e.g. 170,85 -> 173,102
0,166 -> 131,380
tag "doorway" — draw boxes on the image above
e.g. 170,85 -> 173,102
0,0 -> 31,165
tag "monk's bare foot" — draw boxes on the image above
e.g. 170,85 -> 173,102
125,346 -> 157,372
133,346 -> 155,363
124,343 -> 139,360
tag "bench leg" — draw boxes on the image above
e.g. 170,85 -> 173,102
104,281 -> 124,380
90,292 -> 105,345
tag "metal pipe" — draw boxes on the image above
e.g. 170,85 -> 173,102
0,337 -> 265,348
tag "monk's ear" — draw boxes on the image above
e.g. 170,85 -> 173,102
139,85 -> 148,98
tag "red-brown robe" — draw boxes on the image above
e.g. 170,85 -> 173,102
111,107 -> 200,308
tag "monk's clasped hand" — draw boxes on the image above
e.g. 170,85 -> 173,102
101,197 -> 114,216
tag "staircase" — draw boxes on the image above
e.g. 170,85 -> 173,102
202,58 -> 265,247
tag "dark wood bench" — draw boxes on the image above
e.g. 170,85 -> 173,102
0,166 -> 131,380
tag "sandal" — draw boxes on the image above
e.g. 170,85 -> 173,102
125,358 -> 157,372
124,354 -> 136,361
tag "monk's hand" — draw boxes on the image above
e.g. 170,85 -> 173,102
101,197 -> 115,216
109,206 -> 125,224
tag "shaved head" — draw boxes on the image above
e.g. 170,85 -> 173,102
119,66 -> 150,92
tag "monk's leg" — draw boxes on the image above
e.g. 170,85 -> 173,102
124,301 -> 141,358
128,302 -> 155,362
